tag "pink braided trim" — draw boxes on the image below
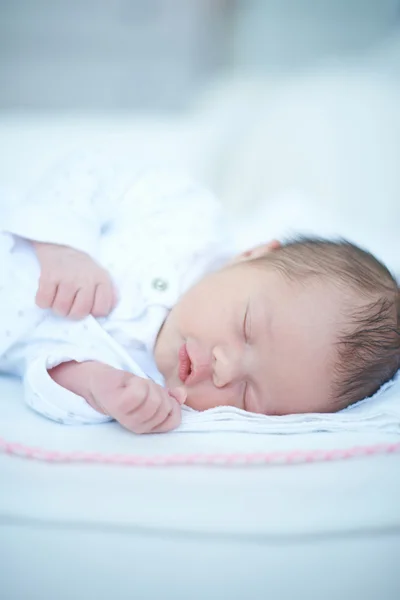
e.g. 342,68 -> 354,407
1,435 -> 400,467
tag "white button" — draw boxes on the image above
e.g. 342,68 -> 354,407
152,277 -> 168,292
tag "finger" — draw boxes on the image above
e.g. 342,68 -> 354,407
117,377 -> 149,417
127,390 -> 166,431
91,283 -> 113,318
69,288 -> 95,320
150,400 -> 182,434
111,284 -> 119,310
129,393 -> 173,435
167,386 -> 187,405
35,280 -> 58,309
53,282 -> 78,317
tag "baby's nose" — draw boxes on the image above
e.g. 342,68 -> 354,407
193,361 -> 213,383
212,345 -> 242,388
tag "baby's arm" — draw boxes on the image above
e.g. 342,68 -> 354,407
1,284 -> 183,432
3,312 -> 182,431
48,361 -> 184,434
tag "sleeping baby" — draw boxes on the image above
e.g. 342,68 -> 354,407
0,150 -> 399,433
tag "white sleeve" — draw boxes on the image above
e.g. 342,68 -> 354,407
24,349 -> 113,425
3,313 -> 148,426
0,149 -> 142,258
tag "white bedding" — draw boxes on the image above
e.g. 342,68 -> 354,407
1,374 -> 400,600
1,70 -> 400,598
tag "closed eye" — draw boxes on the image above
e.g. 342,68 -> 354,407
243,304 -> 251,342
243,381 -> 249,409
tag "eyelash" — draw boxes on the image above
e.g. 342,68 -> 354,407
243,307 -> 251,407
243,382 -> 249,408
243,308 -> 251,343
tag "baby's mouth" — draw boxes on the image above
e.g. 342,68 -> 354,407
178,343 -> 192,383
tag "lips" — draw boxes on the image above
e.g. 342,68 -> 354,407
178,342 -> 212,386
178,343 -> 192,383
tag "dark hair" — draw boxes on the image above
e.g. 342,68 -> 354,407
256,236 -> 400,409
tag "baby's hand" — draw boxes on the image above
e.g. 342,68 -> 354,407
87,363 -> 185,434
32,241 -> 117,319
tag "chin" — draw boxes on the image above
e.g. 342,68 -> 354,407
183,393 -> 213,412
183,395 -> 197,410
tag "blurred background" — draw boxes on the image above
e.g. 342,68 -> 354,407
0,0 -> 399,111
0,0 -> 399,268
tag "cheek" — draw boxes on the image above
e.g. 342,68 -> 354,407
185,382 -> 240,411
179,283 -> 226,324
178,296 -> 229,343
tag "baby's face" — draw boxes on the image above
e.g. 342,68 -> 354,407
155,259 -> 343,415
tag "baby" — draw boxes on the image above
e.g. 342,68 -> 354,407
0,151 -> 399,434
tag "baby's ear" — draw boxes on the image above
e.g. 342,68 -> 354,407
234,240 -> 281,263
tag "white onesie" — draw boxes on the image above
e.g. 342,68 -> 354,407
0,150 -> 232,425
